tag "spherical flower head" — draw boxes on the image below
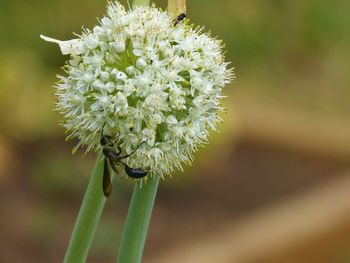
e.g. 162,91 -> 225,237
42,2 -> 234,178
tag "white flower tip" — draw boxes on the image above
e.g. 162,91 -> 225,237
40,34 -> 84,55
40,34 -> 58,43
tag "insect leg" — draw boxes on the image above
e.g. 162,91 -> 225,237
119,141 -> 145,160
109,160 -> 120,175
115,142 -> 122,155
100,122 -> 107,137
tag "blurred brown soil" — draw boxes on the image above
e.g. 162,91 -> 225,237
0,136 -> 347,263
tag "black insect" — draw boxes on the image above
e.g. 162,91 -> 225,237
174,13 -> 186,26
100,125 -> 148,198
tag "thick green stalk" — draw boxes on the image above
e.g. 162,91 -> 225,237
64,151 -> 107,263
132,0 -> 149,8
168,0 -> 187,15
117,176 -> 160,263
116,2 -> 159,263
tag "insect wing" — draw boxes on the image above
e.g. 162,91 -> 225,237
103,158 -> 113,198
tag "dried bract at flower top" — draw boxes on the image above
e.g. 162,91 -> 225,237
42,2 -> 234,178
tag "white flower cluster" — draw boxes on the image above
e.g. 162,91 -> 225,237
42,2 -> 233,178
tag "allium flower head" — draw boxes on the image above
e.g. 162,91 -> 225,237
42,2 -> 233,178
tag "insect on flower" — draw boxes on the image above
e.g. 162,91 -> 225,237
42,2 -> 233,180
173,13 -> 186,26
100,124 -> 148,197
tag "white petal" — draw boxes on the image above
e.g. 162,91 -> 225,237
40,35 -> 84,55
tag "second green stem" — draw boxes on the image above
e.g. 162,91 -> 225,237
117,176 -> 160,263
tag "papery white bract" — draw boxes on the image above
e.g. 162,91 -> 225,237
40,35 -> 85,55
42,2 -> 234,178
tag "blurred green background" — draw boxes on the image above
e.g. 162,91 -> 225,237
1,0 -> 350,262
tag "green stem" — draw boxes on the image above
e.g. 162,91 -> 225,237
117,1 -> 160,262
117,176 -> 160,263
132,0 -> 149,8
63,151 -> 107,263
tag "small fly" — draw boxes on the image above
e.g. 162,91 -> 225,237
173,13 -> 186,26
100,124 -> 147,198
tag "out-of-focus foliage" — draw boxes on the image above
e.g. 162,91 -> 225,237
1,0 -> 350,140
